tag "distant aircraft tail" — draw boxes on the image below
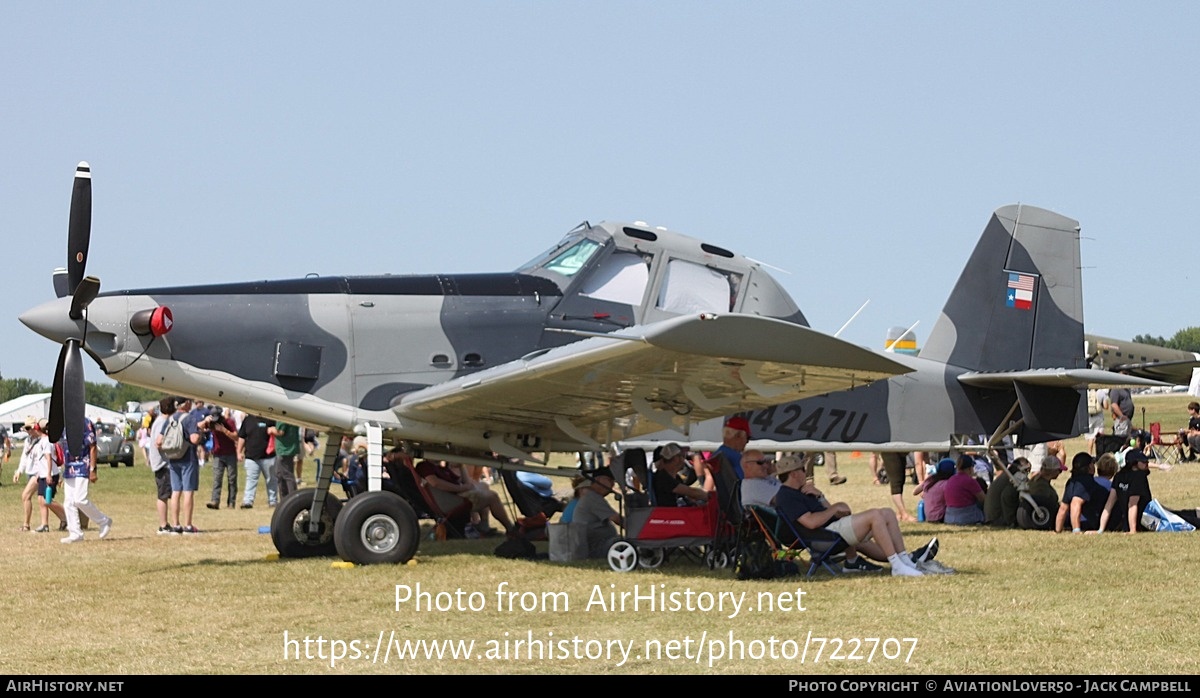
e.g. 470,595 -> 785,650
920,205 -> 1083,373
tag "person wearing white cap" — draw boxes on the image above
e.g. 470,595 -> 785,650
14,417 -> 66,533
651,443 -> 708,507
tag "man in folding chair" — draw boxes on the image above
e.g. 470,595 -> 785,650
1179,402 -> 1200,462
773,455 -> 952,576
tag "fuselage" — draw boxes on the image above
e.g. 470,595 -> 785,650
1085,334 -> 1200,386
21,221 -> 807,446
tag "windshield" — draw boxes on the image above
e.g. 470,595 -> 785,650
516,236 -> 602,277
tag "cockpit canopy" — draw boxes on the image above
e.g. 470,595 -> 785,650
519,221 -> 807,331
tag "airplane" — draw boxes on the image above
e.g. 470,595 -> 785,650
21,165 -> 1164,565
21,162 -> 914,565
623,206 -> 1167,456
1084,334 -> 1200,387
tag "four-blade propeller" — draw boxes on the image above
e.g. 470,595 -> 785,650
45,162 -> 100,458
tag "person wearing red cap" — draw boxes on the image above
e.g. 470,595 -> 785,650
710,416 -> 751,480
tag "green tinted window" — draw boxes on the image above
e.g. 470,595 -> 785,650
544,239 -> 601,277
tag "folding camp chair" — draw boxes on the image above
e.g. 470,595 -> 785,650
390,457 -> 473,538
744,504 -> 849,577
1149,422 -> 1182,465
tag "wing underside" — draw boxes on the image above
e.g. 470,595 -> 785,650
393,313 -> 910,447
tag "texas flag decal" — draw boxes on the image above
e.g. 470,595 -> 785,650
1006,272 -> 1035,310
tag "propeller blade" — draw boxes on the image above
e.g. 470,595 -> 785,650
68,275 -> 101,321
53,267 -> 69,299
46,343 -> 68,442
62,338 -> 86,458
45,339 -> 86,457
67,162 -> 92,297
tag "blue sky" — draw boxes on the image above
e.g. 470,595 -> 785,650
3,3 -> 1197,385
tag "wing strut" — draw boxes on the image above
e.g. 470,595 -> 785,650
631,385 -> 682,432
738,361 -> 803,399
555,416 -> 601,450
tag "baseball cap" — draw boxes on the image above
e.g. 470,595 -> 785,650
936,458 -> 956,477
591,466 -> 616,481
1125,450 -> 1150,467
724,416 -> 751,437
775,454 -> 806,475
659,443 -> 684,461
1040,455 -> 1063,472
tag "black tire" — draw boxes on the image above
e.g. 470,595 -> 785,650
122,456 -> 134,467
271,488 -> 343,558
333,491 -> 420,565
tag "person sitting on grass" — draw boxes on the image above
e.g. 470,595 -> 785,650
943,454 -> 986,525
1093,452 -> 1118,492
1096,450 -> 1154,533
985,456 -> 1022,528
571,467 -> 623,558
1055,452 -> 1108,533
772,454 -> 949,576
913,458 -> 955,523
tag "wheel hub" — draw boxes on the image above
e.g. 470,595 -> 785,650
360,514 -> 399,553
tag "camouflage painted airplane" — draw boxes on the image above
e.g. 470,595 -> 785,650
19,164 -> 1159,565
22,162 -> 912,565
1084,334 -> 1200,387
625,206 -> 1165,455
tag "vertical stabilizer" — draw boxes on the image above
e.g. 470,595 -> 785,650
920,205 -> 1083,373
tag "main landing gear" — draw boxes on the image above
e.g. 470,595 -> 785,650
272,488 -> 420,565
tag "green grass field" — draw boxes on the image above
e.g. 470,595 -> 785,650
2,393 -> 1197,675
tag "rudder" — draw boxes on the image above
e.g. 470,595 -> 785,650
920,205 -> 1082,373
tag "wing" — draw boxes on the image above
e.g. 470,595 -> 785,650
393,313 -> 910,449
1101,359 -> 1200,386
957,368 -> 1170,389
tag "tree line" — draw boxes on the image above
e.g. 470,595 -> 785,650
1131,327 -> 1200,353
0,377 -> 166,413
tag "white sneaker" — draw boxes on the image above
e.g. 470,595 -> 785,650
60,534 -> 84,544
917,559 -> 956,575
892,562 -> 924,577
99,520 -> 112,539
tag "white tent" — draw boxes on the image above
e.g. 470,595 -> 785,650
0,393 -> 128,437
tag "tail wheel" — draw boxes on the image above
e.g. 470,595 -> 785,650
271,488 -> 343,558
1031,505 -> 1051,527
334,491 -> 420,565
607,539 -> 638,572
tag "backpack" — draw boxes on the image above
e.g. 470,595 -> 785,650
160,415 -> 189,460
52,442 -> 65,468
734,521 -> 778,580
493,535 -> 538,560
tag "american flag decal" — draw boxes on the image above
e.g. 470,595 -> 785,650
1006,272 -> 1035,310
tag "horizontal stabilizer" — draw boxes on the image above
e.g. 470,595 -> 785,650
958,368 -> 1169,390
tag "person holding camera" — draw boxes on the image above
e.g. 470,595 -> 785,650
204,406 -> 240,510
